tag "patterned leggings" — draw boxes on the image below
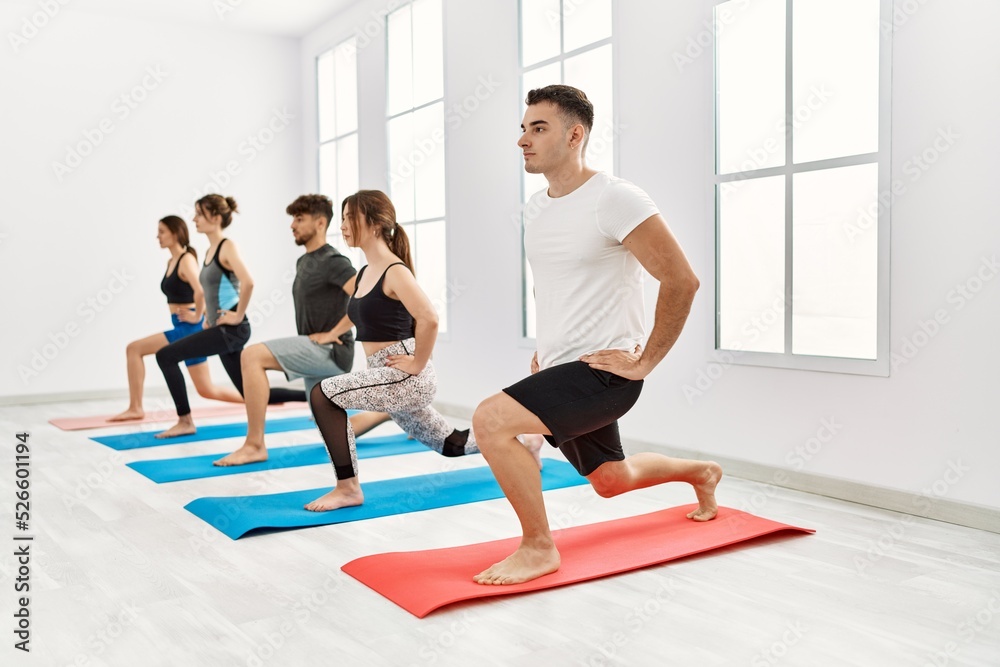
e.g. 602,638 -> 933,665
310,339 -> 478,480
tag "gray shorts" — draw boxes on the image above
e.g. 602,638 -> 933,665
263,336 -> 351,393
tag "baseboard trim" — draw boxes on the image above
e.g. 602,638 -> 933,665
1,378 -> 304,408
434,401 -> 1000,535
0,387 -> 169,407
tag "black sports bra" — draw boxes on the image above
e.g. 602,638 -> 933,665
161,254 -> 195,304
347,263 -> 415,342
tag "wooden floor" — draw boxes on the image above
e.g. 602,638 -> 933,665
2,397 -> 999,667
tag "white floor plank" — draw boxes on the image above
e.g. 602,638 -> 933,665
1,398 -> 998,666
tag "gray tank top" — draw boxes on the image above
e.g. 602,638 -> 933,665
200,238 -> 240,326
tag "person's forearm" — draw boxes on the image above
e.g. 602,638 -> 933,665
638,280 -> 698,374
326,314 -> 354,341
411,317 -> 438,368
192,292 -> 205,320
232,282 -> 253,320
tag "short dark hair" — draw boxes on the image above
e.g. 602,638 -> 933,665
286,194 -> 334,227
525,85 -> 594,136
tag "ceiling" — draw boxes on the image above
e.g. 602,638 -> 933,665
2,0 -> 359,37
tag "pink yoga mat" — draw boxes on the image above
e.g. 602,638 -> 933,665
49,402 -> 307,431
342,505 -> 814,617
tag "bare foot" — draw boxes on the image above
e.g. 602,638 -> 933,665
473,539 -> 561,585
304,486 -> 364,512
213,443 -> 267,466
108,409 -> 144,422
517,434 -> 545,471
154,419 -> 196,439
687,461 -> 723,521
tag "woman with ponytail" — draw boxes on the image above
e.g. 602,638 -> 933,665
109,215 -> 243,422
304,190 -> 542,511
154,194 -> 305,438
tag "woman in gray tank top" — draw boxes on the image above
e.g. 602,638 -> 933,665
153,194 -> 258,438
108,214 -> 244,422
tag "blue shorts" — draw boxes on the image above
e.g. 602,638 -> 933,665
164,313 -> 207,366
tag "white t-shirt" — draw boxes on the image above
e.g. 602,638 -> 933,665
524,172 -> 660,369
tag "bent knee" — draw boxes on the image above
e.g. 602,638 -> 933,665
241,343 -> 268,366
154,347 -> 174,367
309,382 -> 327,406
471,395 -> 509,443
588,462 -> 630,498
191,380 -> 217,398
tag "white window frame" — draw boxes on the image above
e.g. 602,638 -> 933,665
518,0 -> 618,342
315,37 -> 360,263
713,0 -> 893,376
385,0 -> 449,334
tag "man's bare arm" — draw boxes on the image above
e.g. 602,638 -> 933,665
580,213 -> 699,379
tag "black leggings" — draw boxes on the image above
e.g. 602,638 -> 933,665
310,383 -> 356,480
155,320 -> 305,416
308,382 -> 470,482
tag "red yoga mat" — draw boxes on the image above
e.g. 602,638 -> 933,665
49,402 -> 307,431
342,505 -> 813,618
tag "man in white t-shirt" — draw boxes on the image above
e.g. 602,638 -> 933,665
471,85 -> 723,586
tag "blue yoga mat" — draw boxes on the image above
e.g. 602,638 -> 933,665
127,433 -> 425,483
185,460 -> 587,540
91,415 -> 319,450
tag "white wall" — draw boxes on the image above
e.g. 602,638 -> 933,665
0,6 -> 304,400
301,0 -> 999,514
5,0 -> 992,515
607,0 -> 999,512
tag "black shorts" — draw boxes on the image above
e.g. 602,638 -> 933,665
502,361 -> 643,476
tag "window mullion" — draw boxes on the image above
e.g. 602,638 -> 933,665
559,0 -> 565,56
783,0 -> 794,355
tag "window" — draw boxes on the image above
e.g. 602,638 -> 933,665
519,0 -> 615,338
387,0 -> 449,332
715,0 -> 891,374
317,38 -> 360,264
